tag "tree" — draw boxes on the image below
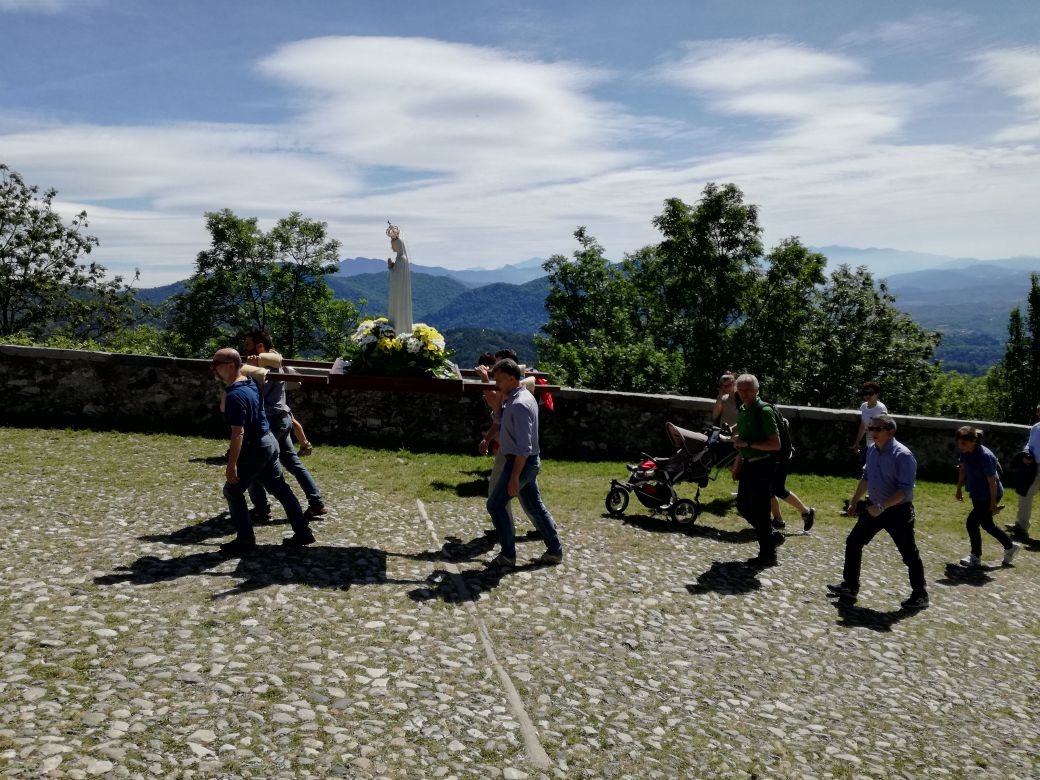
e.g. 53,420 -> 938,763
802,264 -> 940,412
0,163 -> 140,341
932,370 -> 998,421
993,272 -> 1040,422
168,209 -> 358,357
649,184 -> 763,394
734,238 -> 827,400
537,228 -> 682,392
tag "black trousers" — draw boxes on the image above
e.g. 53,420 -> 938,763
966,498 -> 1012,556
843,502 -> 926,593
737,457 -> 775,558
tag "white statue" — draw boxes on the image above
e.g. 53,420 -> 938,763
386,222 -> 413,335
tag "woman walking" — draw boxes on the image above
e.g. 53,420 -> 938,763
954,426 -> 1020,567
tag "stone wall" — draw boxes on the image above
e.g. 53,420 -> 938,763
1,344 -> 1029,480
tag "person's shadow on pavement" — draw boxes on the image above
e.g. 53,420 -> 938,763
409,558 -> 555,604
936,561 -> 998,589
830,596 -> 917,632
94,545 -> 426,598
615,512 -> 757,544
685,560 -> 764,596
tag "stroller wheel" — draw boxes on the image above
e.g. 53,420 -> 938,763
670,498 -> 699,524
605,487 -> 629,517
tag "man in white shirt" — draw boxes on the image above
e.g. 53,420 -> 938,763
851,381 -> 888,458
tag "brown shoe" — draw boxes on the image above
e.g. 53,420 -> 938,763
304,504 -> 327,519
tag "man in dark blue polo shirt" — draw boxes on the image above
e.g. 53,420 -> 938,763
211,348 -> 314,556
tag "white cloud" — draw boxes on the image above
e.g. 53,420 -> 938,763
972,46 -> 1040,141
837,12 -> 974,50
0,0 -> 99,13
3,34 -> 1040,286
257,36 -> 645,186
655,38 -> 918,149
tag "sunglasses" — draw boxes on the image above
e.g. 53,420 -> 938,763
866,426 -> 889,432
862,391 -> 877,396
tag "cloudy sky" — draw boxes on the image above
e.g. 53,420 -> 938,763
2,0 -> 1039,285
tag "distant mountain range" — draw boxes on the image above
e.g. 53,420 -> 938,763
813,245 -> 1040,280
135,247 -> 1039,375
334,256 -> 547,287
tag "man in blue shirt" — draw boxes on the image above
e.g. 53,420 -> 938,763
211,348 -> 315,556
485,359 -> 564,568
828,413 -> 929,610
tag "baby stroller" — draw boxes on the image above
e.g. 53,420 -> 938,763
605,422 -> 737,523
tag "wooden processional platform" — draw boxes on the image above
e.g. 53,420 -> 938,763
264,358 -> 559,398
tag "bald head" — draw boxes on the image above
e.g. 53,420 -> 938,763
212,348 -> 242,368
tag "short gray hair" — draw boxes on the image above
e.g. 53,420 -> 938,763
735,373 -> 759,390
873,413 -> 897,432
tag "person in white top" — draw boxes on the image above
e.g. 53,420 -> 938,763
851,381 -> 888,457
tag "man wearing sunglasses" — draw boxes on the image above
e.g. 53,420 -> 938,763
829,413 -> 929,610
211,348 -> 315,555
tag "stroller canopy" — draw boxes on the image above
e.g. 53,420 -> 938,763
666,422 -> 708,454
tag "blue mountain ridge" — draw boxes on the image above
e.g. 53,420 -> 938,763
133,248 -> 1040,374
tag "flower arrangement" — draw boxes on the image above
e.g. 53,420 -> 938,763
348,318 -> 455,378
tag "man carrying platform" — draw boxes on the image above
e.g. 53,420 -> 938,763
210,348 -> 315,554
242,329 -> 327,522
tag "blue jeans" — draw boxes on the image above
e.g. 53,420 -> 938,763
248,414 -> 323,510
225,431 -> 307,543
486,454 -> 562,560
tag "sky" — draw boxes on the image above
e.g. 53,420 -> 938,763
2,0 -> 1039,286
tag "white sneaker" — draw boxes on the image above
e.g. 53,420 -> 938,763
1003,543 -> 1021,566
960,553 -> 981,567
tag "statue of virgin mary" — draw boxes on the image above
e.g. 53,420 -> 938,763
385,222 -> 413,335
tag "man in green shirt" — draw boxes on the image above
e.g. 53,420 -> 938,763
732,374 -> 783,567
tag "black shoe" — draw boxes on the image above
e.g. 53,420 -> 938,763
219,538 -> 258,557
802,508 -> 816,533
770,517 -> 786,530
772,530 -> 786,547
1005,523 -> 1030,539
488,553 -> 516,569
304,504 -> 328,520
282,530 -> 316,548
826,581 -> 858,598
900,591 -> 929,610
746,555 -> 778,568
249,506 -> 273,523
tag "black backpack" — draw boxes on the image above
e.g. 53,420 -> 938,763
756,401 -> 793,461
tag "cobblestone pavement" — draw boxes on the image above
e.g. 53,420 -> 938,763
1,429 -> 1038,779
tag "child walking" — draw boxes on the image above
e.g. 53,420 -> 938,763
955,426 -> 1020,567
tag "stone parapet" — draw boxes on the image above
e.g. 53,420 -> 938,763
1,344 -> 1028,480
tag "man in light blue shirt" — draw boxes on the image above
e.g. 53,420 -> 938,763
485,359 -> 564,567
828,413 -> 929,610
1014,404 -> 1040,537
